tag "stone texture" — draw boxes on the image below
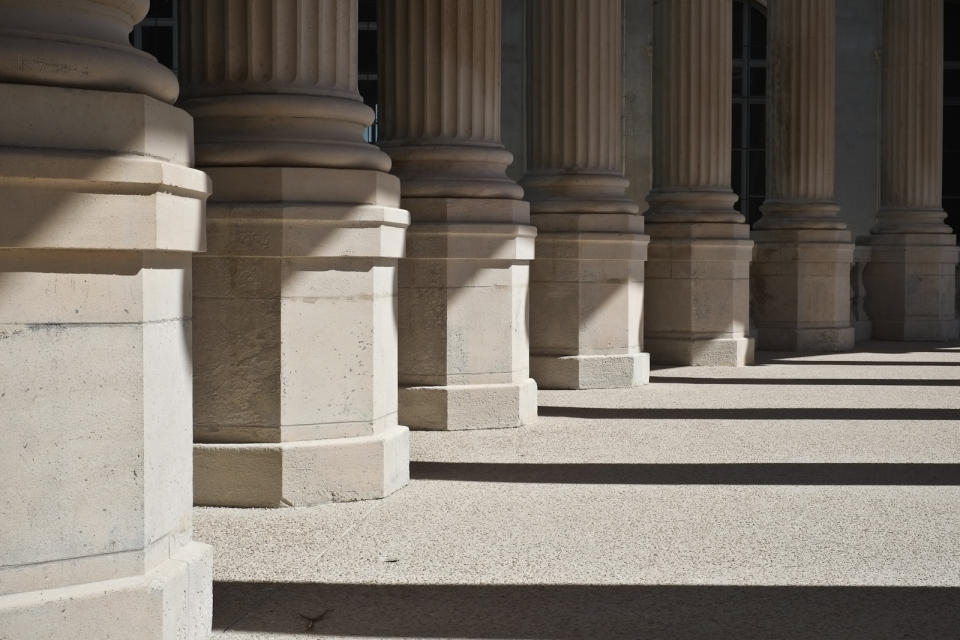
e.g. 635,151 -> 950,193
181,0 -> 410,505
751,0 -> 854,353
523,0 -> 650,390
865,0 -> 959,341
379,0 -> 538,429
645,0 -> 754,366
0,1 -> 211,636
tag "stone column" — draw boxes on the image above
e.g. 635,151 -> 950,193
645,0 -> 754,365
0,1 -> 211,636
522,0 -> 649,389
379,0 -> 537,430
181,0 -> 410,506
751,0 -> 855,352
865,0 -> 959,340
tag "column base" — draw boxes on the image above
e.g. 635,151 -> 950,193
0,542 -> 212,640
645,222 -> 755,367
751,230 -> 855,352
865,234 -> 960,341
645,336 -> 755,366
193,424 -> 410,507
399,379 -> 538,431
531,353 -> 650,389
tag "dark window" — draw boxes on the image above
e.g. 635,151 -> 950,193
732,0 -> 767,226
945,0 -> 960,237
131,1 -> 178,74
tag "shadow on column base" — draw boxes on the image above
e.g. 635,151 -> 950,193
871,320 -> 960,342
399,379 -> 538,430
531,353 -> 650,389
193,425 -> 409,508
0,542 -> 212,640
755,326 -> 855,352
646,336 -> 755,367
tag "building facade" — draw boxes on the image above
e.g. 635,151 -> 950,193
0,0 -> 957,637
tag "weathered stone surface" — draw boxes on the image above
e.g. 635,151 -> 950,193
181,0 -> 411,503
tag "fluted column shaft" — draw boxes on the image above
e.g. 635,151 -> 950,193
644,0 -> 754,367
750,0 -> 854,353
379,0 -> 522,200
648,0 -> 739,221
0,0 -> 211,634
379,0 -> 537,429
521,0 -> 649,389
864,0 -> 958,341
180,0 -> 389,171
523,0 -> 634,210
876,0 -> 949,233
182,0 -> 411,506
759,0 -> 844,229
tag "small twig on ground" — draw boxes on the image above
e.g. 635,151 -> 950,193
298,609 -> 333,631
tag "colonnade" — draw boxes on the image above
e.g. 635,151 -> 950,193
0,0 -> 956,637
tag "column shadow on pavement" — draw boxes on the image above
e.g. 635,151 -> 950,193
213,581 -> 960,639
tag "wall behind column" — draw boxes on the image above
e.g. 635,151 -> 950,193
836,0 -> 882,239
624,0 -> 654,210
502,0 -> 526,182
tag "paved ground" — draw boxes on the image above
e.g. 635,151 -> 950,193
196,342 -> 960,639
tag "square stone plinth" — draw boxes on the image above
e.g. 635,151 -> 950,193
645,223 -> 755,366
864,234 -> 960,341
398,198 -> 538,430
529,218 -> 650,389
751,229 -> 856,352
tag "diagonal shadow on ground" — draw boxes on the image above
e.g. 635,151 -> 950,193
213,582 -> 960,639
409,462 -> 960,485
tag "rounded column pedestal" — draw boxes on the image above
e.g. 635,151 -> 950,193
380,0 -> 537,429
0,1 -> 211,635
523,0 -> 650,390
865,0 -> 959,341
646,0 -> 754,366
181,0 -> 410,506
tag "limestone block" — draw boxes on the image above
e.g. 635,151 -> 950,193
0,541 -> 212,640
397,198 -> 537,430
751,229 -> 856,351
529,224 -> 650,389
194,424 -> 410,507
645,224 -> 754,366
864,234 -> 960,341
0,82 -> 210,637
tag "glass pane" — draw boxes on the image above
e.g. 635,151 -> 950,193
358,28 -> 377,75
733,65 -> 743,96
748,197 -> 764,225
750,66 -> 766,97
945,69 -> 960,100
358,79 -> 378,108
749,103 -> 765,148
749,149 -> 765,193
732,149 -> 743,195
733,0 -> 744,57
944,199 -> 960,237
748,152 -> 765,197
359,0 -> 376,23
945,106 -> 960,151
147,0 -> 173,19
943,152 -> 960,197
140,25 -> 174,70
946,1 -> 960,62
749,4 -> 766,60
732,103 -> 743,146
